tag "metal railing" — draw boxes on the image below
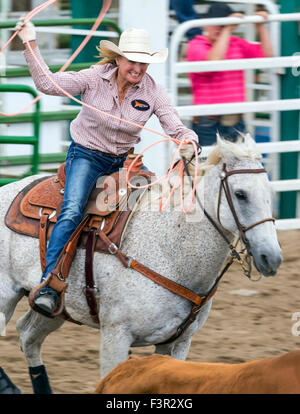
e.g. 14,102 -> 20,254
169,13 -> 300,104
0,84 -> 40,186
0,17 -> 122,34
0,17 -> 122,177
169,11 -> 300,226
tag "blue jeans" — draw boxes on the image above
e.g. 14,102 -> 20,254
192,116 -> 247,147
41,141 -> 127,282
170,0 -> 202,40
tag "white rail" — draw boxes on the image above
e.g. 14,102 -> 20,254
175,98 -> 300,117
35,27 -> 119,38
174,56 -> 299,74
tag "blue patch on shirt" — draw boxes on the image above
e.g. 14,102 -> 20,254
131,99 -> 150,111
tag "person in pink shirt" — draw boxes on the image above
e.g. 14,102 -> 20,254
15,19 -> 199,317
186,3 -> 274,146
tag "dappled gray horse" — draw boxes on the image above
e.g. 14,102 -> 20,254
0,135 -> 282,393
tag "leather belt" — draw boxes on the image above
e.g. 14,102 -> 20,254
99,147 -> 134,159
99,151 -> 128,159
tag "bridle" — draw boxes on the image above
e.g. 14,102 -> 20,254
217,163 -> 275,252
183,160 -> 275,279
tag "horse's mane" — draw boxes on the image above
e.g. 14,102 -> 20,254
190,133 -> 262,177
137,134 -> 262,211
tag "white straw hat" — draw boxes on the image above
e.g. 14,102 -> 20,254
100,28 -> 168,64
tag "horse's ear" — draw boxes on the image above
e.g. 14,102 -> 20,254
217,133 -> 260,163
216,133 -> 236,163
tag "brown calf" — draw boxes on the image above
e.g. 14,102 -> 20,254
95,351 -> 300,394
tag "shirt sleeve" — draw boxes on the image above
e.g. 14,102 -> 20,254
238,38 -> 266,58
23,46 -> 97,96
186,36 -> 211,62
153,84 -> 198,144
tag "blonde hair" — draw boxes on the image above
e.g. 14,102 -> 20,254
95,45 -> 120,66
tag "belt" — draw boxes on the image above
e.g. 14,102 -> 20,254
99,147 -> 134,159
99,151 -> 127,158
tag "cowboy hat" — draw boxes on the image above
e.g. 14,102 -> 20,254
99,28 -> 168,64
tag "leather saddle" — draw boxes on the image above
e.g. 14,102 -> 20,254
5,155 -> 154,324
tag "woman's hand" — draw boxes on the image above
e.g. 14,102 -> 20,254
255,10 -> 269,27
179,142 -> 198,161
254,10 -> 273,57
15,16 -> 36,44
225,12 -> 245,33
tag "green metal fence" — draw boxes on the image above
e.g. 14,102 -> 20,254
0,17 -> 121,34
0,17 -> 121,184
0,84 -> 40,186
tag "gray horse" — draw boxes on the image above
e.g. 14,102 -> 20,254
0,135 -> 282,393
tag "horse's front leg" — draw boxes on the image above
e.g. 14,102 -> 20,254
155,335 -> 192,360
155,300 -> 213,360
17,310 -> 64,394
100,323 -> 133,378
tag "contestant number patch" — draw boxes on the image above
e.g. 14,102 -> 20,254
131,99 -> 150,111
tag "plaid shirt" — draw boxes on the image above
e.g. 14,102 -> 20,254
24,47 -> 198,155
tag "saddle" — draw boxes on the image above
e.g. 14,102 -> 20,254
5,155 -> 154,324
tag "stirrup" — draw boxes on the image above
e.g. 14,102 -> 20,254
34,289 -> 60,317
28,274 -> 63,319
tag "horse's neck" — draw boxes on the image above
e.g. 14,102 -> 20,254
135,166 -> 234,293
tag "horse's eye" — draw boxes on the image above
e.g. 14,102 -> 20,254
235,190 -> 247,200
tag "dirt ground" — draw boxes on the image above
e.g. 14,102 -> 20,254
1,229 -> 300,394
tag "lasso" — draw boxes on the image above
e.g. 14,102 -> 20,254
0,0 -> 199,213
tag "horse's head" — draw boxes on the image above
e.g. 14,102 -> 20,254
201,134 -> 282,277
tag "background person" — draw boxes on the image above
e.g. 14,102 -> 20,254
186,3 -> 274,146
170,0 -> 202,40
16,18 -> 199,316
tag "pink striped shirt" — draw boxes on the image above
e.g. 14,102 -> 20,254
24,47 -> 198,155
186,35 -> 265,105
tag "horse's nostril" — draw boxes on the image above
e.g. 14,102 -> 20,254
260,252 -> 282,275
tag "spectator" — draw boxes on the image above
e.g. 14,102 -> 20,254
170,0 -> 202,40
186,3 -> 274,146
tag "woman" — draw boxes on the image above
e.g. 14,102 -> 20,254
16,19 -> 198,316
186,3 -> 274,146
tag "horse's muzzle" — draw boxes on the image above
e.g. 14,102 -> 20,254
251,245 -> 283,277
